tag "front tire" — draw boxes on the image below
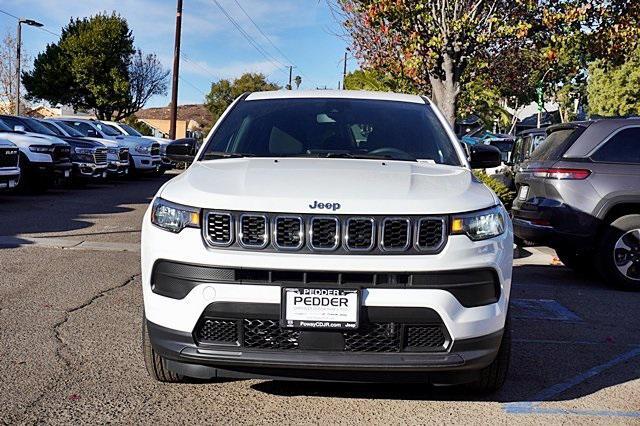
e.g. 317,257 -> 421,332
142,316 -> 186,383
597,214 -> 640,291
467,318 -> 511,393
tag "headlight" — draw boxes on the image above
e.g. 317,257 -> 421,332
451,205 -> 506,241
151,198 -> 200,233
135,144 -> 151,154
29,145 -> 54,153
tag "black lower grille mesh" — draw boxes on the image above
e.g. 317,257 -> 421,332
196,319 -> 238,344
195,318 -> 447,352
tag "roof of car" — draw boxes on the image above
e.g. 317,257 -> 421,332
517,127 -> 548,136
245,90 -> 427,104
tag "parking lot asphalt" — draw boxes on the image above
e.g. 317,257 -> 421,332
1,173 -> 639,424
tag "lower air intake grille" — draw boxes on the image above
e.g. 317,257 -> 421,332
206,213 -> 233,245
195,319 -> 238,344
275,217 -> 302,249
405,325 -> 446,350
243,319 -> 300,350
343,323 -> 401,352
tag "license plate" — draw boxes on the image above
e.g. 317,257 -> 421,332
0,182 -> 6,189
64,170 -> 70,178
281,288 -> 359,329
8,180 -> 16,188
518,185 -> 529,201
102,172 -> 107,178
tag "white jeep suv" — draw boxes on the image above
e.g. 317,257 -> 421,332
142,91 -> 513,392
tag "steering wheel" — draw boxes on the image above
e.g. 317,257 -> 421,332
368,147 -> 414,160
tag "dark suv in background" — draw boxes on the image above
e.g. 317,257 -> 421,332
513,119 -> 640,290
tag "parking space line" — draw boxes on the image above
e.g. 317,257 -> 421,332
504,346 -> 640,417
513,338 -> 640,347
511,299 -> 582,321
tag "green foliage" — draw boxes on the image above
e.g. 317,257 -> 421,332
587,49 -> 640,117
23,13 -> 167,120
123,116 -> 153,136
473,171 -> 516,210
344,69 -> 413,93
205,72 -> 280,122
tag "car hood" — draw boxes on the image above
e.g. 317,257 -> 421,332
115,135 -> 155,149
142,136 -> 171,146
160,158 -> 498,215
59,136 -> 103,148
0,138 -> 15,148
0,130 -> 64,147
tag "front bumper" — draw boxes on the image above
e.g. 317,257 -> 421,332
107,160 -> 129,176
148,318 -> 504,383
0,168 -> 20,190
73,162 -> 108,179
29,161 -> 72,179
132,154 -> 162,171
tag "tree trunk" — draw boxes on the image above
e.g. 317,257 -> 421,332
428,55 -> 460,128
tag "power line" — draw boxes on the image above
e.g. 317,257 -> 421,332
210,0 -> 287,72
178,75 -> 208,97
0,8 -> 60,38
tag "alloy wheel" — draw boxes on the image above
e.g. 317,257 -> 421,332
614,229 -> 640,281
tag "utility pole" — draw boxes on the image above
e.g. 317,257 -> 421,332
342,50 -> 347,90
15,18 -> 43,116
169,0 -> 183,140
288,66 -> 293,90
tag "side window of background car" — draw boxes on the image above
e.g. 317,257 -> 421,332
592,127 -> 640,164
69,122 -> 93,136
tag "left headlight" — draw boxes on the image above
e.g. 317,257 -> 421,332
151,198 -> 200,233
450,205 -> 506,241
135,144 -> 151,154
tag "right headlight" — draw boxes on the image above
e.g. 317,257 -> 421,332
151,197 -> 200,233
450,205 -> 506,241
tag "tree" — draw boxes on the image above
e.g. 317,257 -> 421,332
294,75 -> 302,89
0,32 -> 30,114
23,13 -> 168,120
205,72 -> 280,122
588,49 -> 640,117
338,0 -> 640,126
344,69 -> 408,92
123,115 -> 154,136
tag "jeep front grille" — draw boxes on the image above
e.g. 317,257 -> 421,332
206,212 -> 233,246
0,147 -> 19,168
274,216 -> 303,249
239,215 -> 268,248
202,211 -> 448,255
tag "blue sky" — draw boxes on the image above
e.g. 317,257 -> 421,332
0,0 -> 356,107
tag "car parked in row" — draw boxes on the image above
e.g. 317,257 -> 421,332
54,118 -> 161,176
102,121 -> 174,173
41,120 -> 130,178
0,115 -> 108,184
508,128 -> 547,174
512,119 -> 640,290
0,117 -> 71,192
0,138 -> 20,191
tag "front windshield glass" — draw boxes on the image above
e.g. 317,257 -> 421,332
119,123 -> 142,137
0,120 -> 12,131
200,98 -> 461,165
22,117 -> 58,136
54,121 -> 84,137
95,122 -> 121,136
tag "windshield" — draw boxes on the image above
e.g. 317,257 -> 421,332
0,120 -> 12,132
95,122 -> 121,136
200,98 -> 461,165
530,127 -> 583,161
118,123 -> 142,137
40,121 -> 65,136
22,117 -> 58,136
54,121 -> 84,137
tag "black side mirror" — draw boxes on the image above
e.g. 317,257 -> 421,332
86,129 -> 99,138
469,145 -> 502,169
166,138 -> 198,162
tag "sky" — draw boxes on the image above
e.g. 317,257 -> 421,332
0,0 -> 356,108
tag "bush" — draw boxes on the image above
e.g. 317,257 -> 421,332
473,170 -> 516,210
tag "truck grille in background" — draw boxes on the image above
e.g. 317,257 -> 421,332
93,148 -> 108,165
0,148 -> 19,167
119,148 -> 129,162
346,218 -> 375,251
195,318 -> 448,353
381,218 -> 410,251
52,145 -> 71,163
416,218 -> 445,251
202,211 -> 448,254
206,212 -> 233,246
150,143 -> 160,156
240,215 -> 268,248
275,217 -> 303,249
310,217 -> 339,250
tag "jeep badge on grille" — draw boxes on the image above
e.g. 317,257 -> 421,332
309,200 -> 341,211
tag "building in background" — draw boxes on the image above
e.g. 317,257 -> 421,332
135,104 -> 213,139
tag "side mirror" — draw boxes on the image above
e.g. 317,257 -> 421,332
86,129 -> 99,138
13,125 -> 25,132
469,145 -> 502,169
166,138 -> 198,162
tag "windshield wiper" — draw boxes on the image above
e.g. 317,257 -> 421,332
201,151 -> 255,160
324,152 -> 417,161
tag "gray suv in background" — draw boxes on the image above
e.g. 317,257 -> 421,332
512,119 -> 640,290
